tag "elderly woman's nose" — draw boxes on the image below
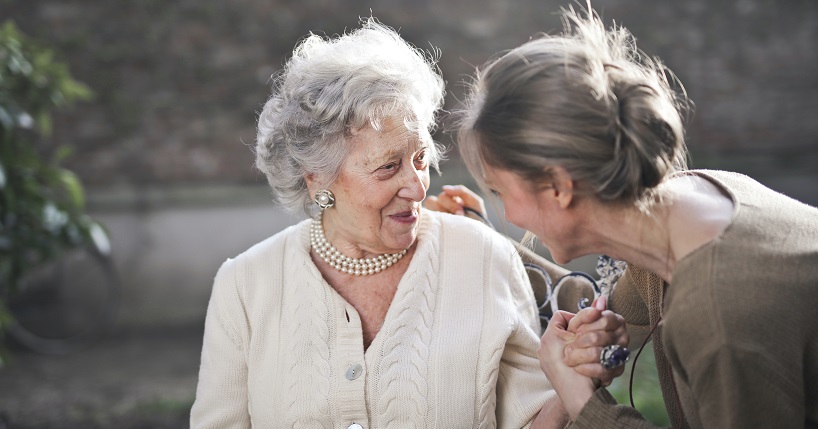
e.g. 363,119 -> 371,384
398,166 -> 427,201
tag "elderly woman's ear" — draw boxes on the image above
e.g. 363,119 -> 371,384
305,174 -> 316,196
305,173 -> 322,200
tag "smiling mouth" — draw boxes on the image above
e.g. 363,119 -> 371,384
390,210 -> 418,223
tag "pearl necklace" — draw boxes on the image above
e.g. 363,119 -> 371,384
310,213 -> 407,276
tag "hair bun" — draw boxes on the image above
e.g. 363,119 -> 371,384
458,7 -> 690,206
597,71 -> 685,201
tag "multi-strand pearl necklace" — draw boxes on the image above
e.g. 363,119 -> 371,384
310,213 -> 407,276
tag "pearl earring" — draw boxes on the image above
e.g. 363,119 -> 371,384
314,189 -> 335,210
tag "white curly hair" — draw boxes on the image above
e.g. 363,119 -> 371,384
255,18 -> 446,215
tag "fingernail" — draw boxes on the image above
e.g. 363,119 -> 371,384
456,209 -> 464,216
595,295 -> 607,311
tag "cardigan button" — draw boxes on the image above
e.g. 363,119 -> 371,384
346,363 -> 363,380
348,424 -> 363,429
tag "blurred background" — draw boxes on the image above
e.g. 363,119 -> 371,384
0,0 -> 816,427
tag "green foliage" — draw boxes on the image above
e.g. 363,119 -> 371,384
0,20 -> 108,355
608,343 -> 671,426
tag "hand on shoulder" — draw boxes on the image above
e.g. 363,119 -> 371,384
425,184 -> 488,222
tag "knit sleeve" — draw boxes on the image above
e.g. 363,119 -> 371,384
190,258 -> 251,429
509,249 -> 544,336
608,266 -> 655,349
495,319 -> 559,429
662,282 -> 808,428
570,388 -> 661,428
671,341 -> 805,428
496,254 -> 558,428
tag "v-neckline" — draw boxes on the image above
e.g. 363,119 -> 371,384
299,212 -> 435,359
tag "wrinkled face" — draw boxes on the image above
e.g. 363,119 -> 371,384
319,117 -> 431,256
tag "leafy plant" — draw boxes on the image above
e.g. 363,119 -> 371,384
0,20 -> 108,361
608,344 -> 671,426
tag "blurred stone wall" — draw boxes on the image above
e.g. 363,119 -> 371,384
2,0 -> 816,329
2,0 -> 817,193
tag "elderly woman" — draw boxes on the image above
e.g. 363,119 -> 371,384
454,6 -> 818,429
189,19 -> 626,429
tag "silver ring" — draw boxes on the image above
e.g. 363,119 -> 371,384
599,344 -> 630,369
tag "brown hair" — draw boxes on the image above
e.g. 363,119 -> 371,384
458,7 -> 690,204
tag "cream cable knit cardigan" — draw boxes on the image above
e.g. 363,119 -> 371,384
190,210 -> 555,428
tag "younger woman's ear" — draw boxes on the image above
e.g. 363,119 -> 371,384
549,166 -> 574,209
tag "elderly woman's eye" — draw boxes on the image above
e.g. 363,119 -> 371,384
415,151 -> 429,167
380,162 -> 398,171
489,189 -> 500,197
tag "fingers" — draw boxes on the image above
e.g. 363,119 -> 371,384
564,315 -> 629,365
441,184 -> 481,202
562,302 -> 629,383
567,296 -> 609,333
563,341 -> 628,384
442,185 -> 486,216
566,307 -> 603,333
436,192 -> 466,215
424,193 -> 464,215
568,327 -> 628,350
572,362 -> 626,385
565,344 -> 606,368
538,311 -> 578,375
426,185 -> 489,218
594,295 -> 607,311
563,328 -> 628,366
570,309 -> 626,336
549,310 -> 576,330
541,311 -> 578,343
423,195 -> 442,212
